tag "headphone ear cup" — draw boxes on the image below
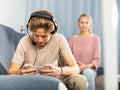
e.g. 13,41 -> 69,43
51,21 -> 58,34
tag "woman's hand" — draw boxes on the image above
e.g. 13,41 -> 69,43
79,63 -> 87,71
77,61 -> 87,73
21,64 -> 39,75
38,64 -> 61,77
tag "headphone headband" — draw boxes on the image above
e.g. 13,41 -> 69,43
27,12 -> 57,34
29,12 -> 54,23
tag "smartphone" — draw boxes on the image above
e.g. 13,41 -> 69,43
30,66 -> 49,70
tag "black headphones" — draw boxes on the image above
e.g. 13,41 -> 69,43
27,12 -> 57,46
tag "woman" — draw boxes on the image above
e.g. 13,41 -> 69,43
69,14 -> 101,90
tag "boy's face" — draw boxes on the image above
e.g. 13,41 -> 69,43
33,28 -> 51,47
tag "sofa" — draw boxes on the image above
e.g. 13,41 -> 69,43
0,24 -> 67,90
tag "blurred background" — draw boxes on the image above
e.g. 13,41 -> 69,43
0,0 -> 119,89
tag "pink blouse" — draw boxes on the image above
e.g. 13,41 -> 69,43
69,35 -> 101,70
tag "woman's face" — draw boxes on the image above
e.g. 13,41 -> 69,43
78,16 -> 91,32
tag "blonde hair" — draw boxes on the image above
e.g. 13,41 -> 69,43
78,14 -> 93,33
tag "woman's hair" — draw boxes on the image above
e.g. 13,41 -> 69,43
28,10 -> 59,34
78,14 -> 93,33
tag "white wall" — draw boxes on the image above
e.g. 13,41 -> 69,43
0,0 -> 27,32
102,0 -> 118,89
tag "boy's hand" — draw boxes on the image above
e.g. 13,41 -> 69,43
21,64 -> 39,75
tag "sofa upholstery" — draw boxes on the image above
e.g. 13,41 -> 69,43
95,67 -> 104,90
0,24 -> 25,70
0,62 -> 7,74
95,75 -> 104,90
0,24 -> 67,90
0,75 -> 63,90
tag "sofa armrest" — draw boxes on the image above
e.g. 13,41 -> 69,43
0,75 -> 67,90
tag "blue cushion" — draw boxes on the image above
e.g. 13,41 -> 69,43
0,62 -> 7,75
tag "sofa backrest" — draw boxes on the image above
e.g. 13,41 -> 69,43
0,24 -> 25,71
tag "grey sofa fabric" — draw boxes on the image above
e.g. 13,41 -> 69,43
95,75 -> 104,90
97,67 -> 104,76
0,75 -> 60,90
0,24 -> 67,90
0,62 -> 7,74
95,67 -> 104,90
0,24 -> 25,70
